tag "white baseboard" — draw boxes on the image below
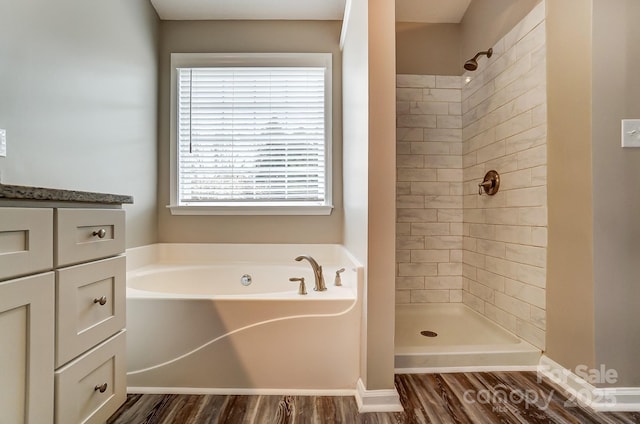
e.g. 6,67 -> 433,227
538,355 -> 640,411
396,365 -> 539,374
128,386 -> 355,397
354,378 -> 404,413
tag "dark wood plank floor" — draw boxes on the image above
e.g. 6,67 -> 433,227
107,372 -> 640,423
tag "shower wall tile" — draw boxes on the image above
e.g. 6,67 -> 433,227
397,74 -> 435,88
396,73 -> 463,305
461,2 -> 547,350
449,290 -> 463,302
436,76 -> 462,89
424,89 -> 461,103
396,290 -> 411,304
517,320 -> 545,349
412,290 -> 451,303
485,303 -> 518,332
396,88 -> 423,101
530,306 -> 546,329
462,291 -> 485,313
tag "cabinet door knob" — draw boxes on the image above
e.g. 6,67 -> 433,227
94,383 -> 108,393
92,228 -> 107,238
93,296 -> 107,306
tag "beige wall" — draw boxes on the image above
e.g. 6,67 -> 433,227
461,0 -> 542,67
157,20 -> 343,243
396,23 -> 460,76
343,0 -> 396,391
545,0 -> 595,371
592,0 -> 640,387
396,0 -> 541,77
0,0 -> 160,247
366,0 -> 397,390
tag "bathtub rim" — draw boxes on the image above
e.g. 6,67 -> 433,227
126,243 -> 363,272
126,263 -> 359,300
125,243 -> 363,300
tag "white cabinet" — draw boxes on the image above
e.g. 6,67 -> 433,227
55,331 -> 126,424
53,208 -> 127,424
0,273 -> 55,424
0,207 -> 55,424
0,206 -> 127,424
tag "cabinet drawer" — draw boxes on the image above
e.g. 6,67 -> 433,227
55,330 -> 126,424
0,208 -> 53,281
56,256 -> 126,367
55,208 -> 125,267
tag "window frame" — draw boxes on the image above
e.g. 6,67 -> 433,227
168,52 -> 333,216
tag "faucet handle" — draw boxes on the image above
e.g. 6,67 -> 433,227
289,277 -> 307,295
317,265 -> 327,291
334,268 -> 346,286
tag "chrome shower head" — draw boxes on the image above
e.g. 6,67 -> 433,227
464,48 -> 493,71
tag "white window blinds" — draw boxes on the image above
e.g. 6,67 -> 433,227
176,66 -> 327,205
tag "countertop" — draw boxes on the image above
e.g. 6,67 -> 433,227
0,183 -> 133,205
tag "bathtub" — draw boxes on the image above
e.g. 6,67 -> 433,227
125,243 -> 362,394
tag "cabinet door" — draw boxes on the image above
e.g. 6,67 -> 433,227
0,272 -> 55,424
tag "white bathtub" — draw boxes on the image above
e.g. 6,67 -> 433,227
125,243 -> 362,394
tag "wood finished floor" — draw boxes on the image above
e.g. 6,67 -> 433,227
107,372 -> 640,424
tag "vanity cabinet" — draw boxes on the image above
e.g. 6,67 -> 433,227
0,203 -> 128,424
53,208 -> 127,424
0,208 -> 55,424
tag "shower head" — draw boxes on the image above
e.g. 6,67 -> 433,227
464,48 -> 493,71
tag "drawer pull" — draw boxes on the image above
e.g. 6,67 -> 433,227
94,383 -> 108,393
92,228 -> 107,239
93,296 -> 107,306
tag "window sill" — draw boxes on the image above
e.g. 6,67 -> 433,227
167,204 -> 334,216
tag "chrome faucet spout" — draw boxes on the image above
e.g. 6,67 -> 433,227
295,255 -> 327,291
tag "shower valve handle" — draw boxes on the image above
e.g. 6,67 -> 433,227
478,170 -> 500,196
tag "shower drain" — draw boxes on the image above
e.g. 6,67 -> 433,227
420,330 -> 438,338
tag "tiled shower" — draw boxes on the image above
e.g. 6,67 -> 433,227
395,2 -> 547,350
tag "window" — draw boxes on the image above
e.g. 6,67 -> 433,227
168,53 -> 333,215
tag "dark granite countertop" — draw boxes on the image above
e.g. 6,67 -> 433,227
0,184 -> 133,205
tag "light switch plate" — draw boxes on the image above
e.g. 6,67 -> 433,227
0,129 -> 6,157
621,119 -> 640,147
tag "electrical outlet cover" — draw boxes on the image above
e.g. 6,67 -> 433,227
0,129 -> 6,157
621,119 -> 640,148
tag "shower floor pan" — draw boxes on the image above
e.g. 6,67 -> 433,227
395,303 -> 541,372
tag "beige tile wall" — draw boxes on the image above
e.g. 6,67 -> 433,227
395,2 -> 547,350
462,2 -> 547,350
396,75 -> 463,304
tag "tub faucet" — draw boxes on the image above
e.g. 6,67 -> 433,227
295,255 -> 327,291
